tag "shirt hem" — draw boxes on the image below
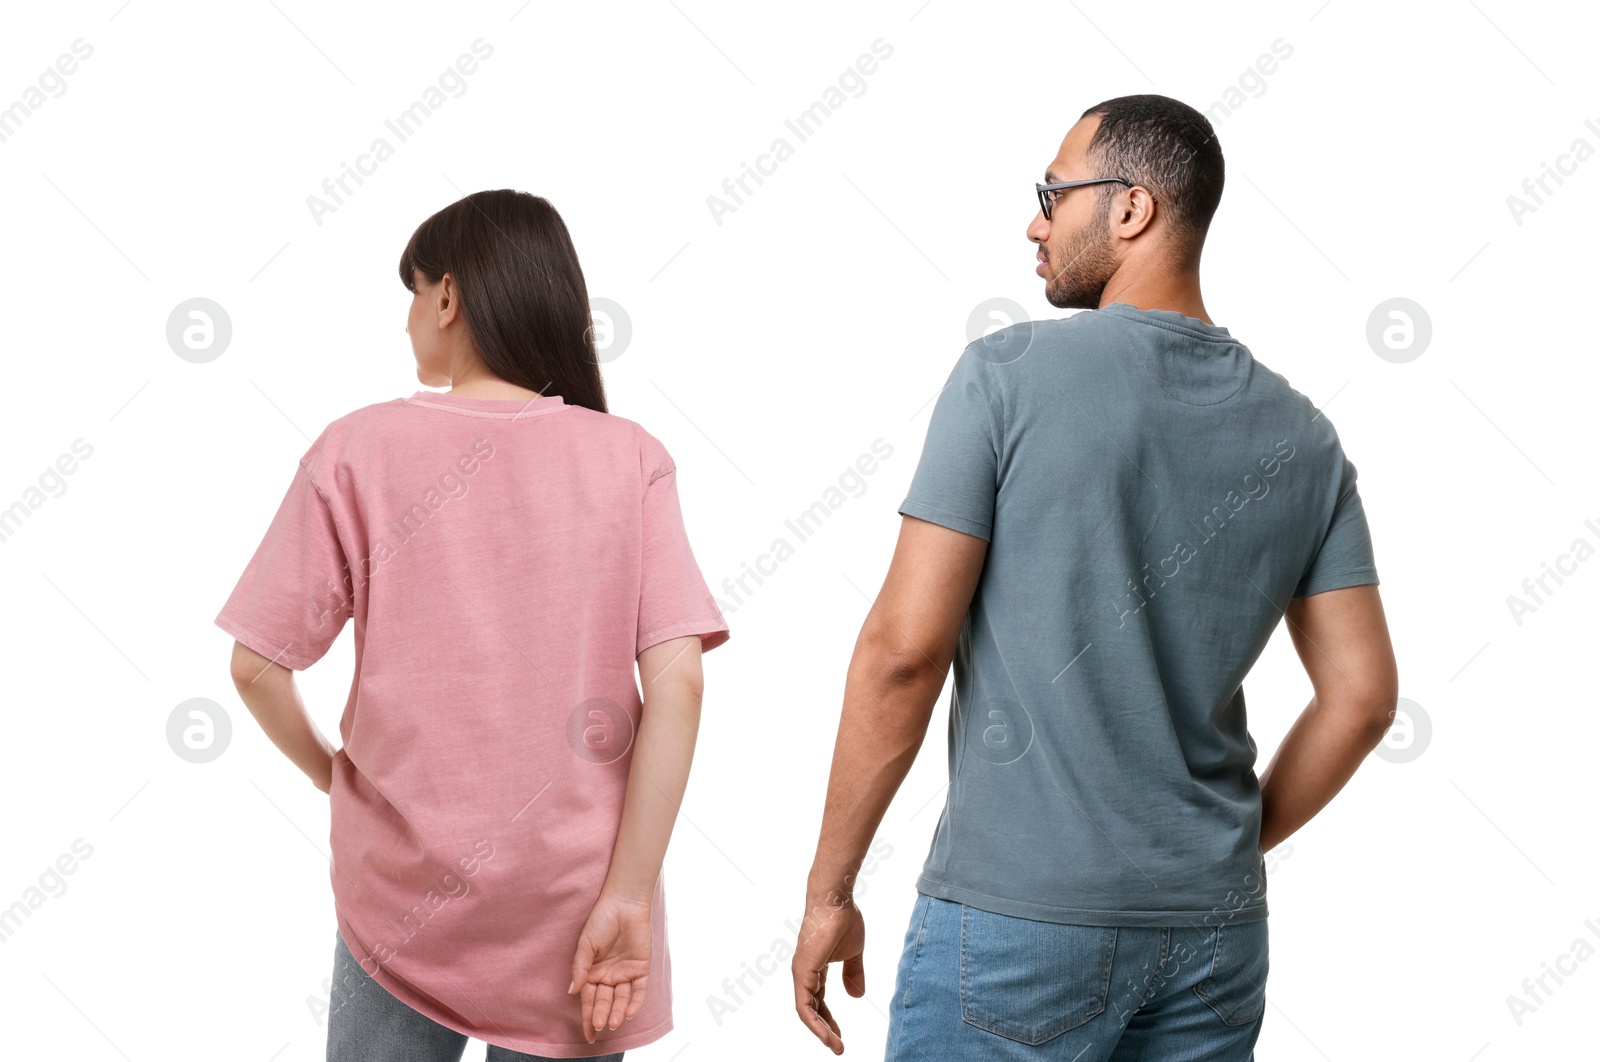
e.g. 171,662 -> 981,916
338,920 -> 673,1056
897,500 -> 992,542
214,612 -> 318,671
638,620 -> 730,656
915,874 -> 1269,927
1293,567 -> 1380,599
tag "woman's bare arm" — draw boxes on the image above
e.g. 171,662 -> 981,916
599,634 -> 705,901
228,640 -> 337,793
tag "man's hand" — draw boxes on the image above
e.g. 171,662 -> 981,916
791,891 -> 867,1054
568,892 -> 652,1043
791,516 -> 985,1053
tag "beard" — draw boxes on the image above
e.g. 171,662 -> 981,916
1043,210 -> 1117,309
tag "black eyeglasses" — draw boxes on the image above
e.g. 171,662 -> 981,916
1035,178 -> 1149,221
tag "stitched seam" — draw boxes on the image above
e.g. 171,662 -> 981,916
1298,566 -> 1379,591
918,876 -> 1267,924
958,904 -> 969,1023
402,397 -> 571,422
899,500 -> 992,535
901,895 -> 933,1007
958,907 -> 1116,1043
1145,926 -> 1170,1007
638,619 -> 720,644
1194,922 -> 1265,1026
1080,926 -> 1115,1030
1192,925 -> 1222,1009
1103,304 -> 1237,344
216,614 -> 316,671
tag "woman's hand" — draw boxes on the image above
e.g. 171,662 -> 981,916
568,891 -> 653,1043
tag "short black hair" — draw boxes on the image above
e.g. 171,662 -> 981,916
1078,94 -> 1224,266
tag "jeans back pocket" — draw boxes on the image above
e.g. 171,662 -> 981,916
957,903 -> 1117,1045
1192,917 -> 1269,1026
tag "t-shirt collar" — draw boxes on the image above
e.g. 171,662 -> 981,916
1100,301 -> 1233,342
405,390 -> 567,418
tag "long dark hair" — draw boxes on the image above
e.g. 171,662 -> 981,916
398,190 -> 608,413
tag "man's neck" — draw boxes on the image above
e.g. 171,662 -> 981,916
1098,276 -> 1211,325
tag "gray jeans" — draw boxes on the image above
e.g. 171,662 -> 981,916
326,930 -> 625,1062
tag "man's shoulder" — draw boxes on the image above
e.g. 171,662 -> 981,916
1242,357 -> 1333,432
955,308 -> 1138,394
960,309 -> 1104,366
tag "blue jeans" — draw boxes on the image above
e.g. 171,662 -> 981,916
326,930 -> 625,1062
884,894 -> 1267,1061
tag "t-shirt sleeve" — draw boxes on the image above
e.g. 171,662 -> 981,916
214,454 -> 354,671
1293,449 -> 1380,598
637,433 -> 730,657
897,345 -> 1003,541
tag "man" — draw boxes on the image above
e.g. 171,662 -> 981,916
790,93 -> 1399,1061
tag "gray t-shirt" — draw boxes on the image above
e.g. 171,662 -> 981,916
899,301 -> 1379,927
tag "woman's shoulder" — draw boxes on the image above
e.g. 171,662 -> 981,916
555,408 -> 688,483
338,396 -> 411,426
289,398 -> 410,466
309,397 -> 667,462
562,406 -> 665,449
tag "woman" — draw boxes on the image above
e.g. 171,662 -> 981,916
215,189 -> 729,1059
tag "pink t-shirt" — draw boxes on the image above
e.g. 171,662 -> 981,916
214,389 -> 730,1056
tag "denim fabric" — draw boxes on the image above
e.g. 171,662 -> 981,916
326,930 -> 625,1062
885,894 -> 1268,1061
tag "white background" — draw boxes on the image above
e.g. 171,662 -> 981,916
1,1 -> 1595,1059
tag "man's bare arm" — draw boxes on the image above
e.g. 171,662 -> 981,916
1258,583 -> 1399,852
805,515 -> 989,900
791,516 -> 988,1055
